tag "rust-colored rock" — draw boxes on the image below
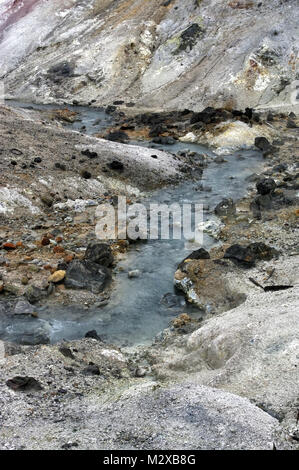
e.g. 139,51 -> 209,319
41,236 -> 50,246
43,265 -> 53,271
56,284 -> 66,291
172,314 -> 192,328
2,242 -> 16,250
51,108 -> 78,123
53,246 -> 65,254
64,254 -> 74,263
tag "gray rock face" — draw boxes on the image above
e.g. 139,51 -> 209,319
0,0 -> 297,111
256,177 -> 277,195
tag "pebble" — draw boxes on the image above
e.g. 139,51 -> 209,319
94,299 -> 109,308
80,170 -> 92,179
128,270 -> 141,278
41,236 -> 50,246
135,367 -> 147,378
21,276 -> 29,286
214,156 -> 227,163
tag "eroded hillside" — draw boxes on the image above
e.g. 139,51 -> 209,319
0,0 -> 298,110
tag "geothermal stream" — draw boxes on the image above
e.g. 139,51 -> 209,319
3,102 -> 263,347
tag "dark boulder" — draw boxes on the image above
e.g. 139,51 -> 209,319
104,131 -> 129,143
48,62 -> 74,78
224,244 -> 255,268
149,124 -> 167,137
65,260 -> 111,294
6,376 -> 43,392
105,105 -> 117,114
178,248 -> 210,270
80,170 -> 92,179
248,242 -> 279,261
108,160 -> 124,171
59,347 -> 75,359
177,23 -> 203,52
137,112 -> 164,126
286,119 -> 298,129
82,365 -> 101,376
244,108 -> 253,119
190,107 -> 215,125
214,156 -> 226,164
54,162 -> 66,171
214,198 -> 236,217
81,149 -> 98,159
231,109 -> 243,118
256,177 -> 276,195
84,243 -> 114,267
250,194 -> 273,218
85,330 -> 102,341
224,242 -> 278,268
254,137 -> 271,152
152,136 -> 176,145
187,248 -> 210,260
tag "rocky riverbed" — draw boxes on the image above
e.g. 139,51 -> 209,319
0,0 -> 298,451
0,101 -> 298,449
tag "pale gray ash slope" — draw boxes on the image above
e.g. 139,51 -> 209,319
0,0 -> 298,111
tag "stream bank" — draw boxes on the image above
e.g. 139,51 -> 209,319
0,102 -> 298,450
0,101 -> 267,346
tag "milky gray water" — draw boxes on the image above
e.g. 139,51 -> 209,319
3,101 -> 262,346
